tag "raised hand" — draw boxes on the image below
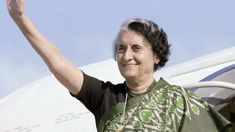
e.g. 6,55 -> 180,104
7,0 -> 25,20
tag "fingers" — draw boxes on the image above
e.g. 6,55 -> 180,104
17,0 -> 25,14
7,0 -> 25,16
6,0 -> 12,10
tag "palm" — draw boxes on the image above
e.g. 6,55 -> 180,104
7,0 -> 25,17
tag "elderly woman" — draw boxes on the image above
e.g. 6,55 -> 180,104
7,0 -> 232,131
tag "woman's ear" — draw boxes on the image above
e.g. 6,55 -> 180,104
154,56 -> 160,64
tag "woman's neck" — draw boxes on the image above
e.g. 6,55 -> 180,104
125,76 -> 155,94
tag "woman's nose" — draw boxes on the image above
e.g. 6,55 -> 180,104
123,48 -> 133,61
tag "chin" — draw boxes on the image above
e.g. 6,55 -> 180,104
121,73 -> 137,80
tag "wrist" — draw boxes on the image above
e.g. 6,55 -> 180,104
11,13 -> 26,25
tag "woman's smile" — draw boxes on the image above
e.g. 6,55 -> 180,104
123,63 -> 137,67
122,63 -> 137,72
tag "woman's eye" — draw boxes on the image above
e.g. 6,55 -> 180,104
132,45 -> 141,52
117,46 -> 126,53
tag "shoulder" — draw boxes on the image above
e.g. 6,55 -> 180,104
103,81 -> 126,95
82,72 -> 126,94
156,78 -> 209,108
157,78 -> 202,99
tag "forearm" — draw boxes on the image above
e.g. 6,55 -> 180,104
13,14 -> 83,94
15,14 -> 63,70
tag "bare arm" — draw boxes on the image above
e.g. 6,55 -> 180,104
7,0 -> 83,94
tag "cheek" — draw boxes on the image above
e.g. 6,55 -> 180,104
140,55 -> 156,67
136,54 -> 150,62
116,54 -> 122,61
116,55 -> 123,66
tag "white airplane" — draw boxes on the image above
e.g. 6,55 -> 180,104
0,47 -> 235,132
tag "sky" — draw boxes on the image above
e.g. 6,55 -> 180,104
0,0 -> 235,99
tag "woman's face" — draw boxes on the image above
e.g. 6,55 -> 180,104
116,30 -> 159,81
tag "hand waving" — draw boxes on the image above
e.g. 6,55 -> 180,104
7,0 -> 25,20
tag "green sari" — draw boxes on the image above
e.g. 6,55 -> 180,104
98,79 -> 232,132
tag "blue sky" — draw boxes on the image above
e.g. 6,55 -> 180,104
0,0 -> 235,98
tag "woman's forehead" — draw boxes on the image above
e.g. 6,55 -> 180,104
117,30 -> 144,42
116,30 -> 151,48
